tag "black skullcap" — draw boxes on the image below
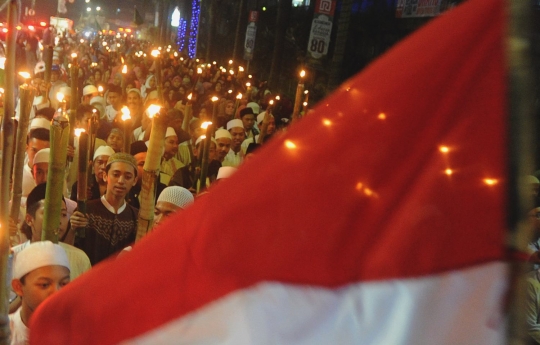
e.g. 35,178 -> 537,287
26,183 -> 65,213
239,107 -> 254,118
130,141 -> 148,156
107,84 -> 122,95
246,143 -> 261,155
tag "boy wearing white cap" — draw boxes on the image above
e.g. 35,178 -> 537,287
82,85 -> 99,105
160,127 -> 184,185
10,241 -> 70,344
223,119 -> 246,167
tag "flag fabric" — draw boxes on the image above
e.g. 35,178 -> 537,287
30,0 -> 508,344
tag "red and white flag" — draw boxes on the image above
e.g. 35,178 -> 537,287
31,0 -> 508,343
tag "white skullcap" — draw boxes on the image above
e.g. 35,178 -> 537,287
217,166 -> 237,180
247,102 -> 260,114
29,117 -> 50,131
90,96 -> 106,117
83,85 -> 98,96
157,186 -> 194,210
33,148 -> 50,165
165,127 -> 177,138
59,86 -> 71,96
257,111 -> 273,124
93,145 -> 115,160
127,88 -> 141,97
227,119 -> 244,131
13,241 -> 70,280
215,128 -> 232,140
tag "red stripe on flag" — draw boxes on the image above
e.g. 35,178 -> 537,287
31,0 -> 506,343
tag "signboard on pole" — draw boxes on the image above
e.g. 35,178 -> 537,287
243,11 -> 258,61
306,0 -> 336,62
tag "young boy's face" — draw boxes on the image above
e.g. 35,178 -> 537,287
12,265 -> 70,312
26,200 -> 69,242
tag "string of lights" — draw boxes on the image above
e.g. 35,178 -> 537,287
177,18 -> 187,52
188,0 -> 200,58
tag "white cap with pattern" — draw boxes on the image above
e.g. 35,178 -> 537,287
157,186 -> 194,210
215,128 -> 232,140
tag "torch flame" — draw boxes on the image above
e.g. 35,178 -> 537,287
201,121 -> 212,129
18,71 -> 31,79
74,128 -> 86,137
187,93 -> 192,100
246,82 -> 251,87
0,57 -> 6,69
121,106 -> 131,121
151,50 -> 160,57
228,59 -> 233,65
71,52 -> 77,59
275,95 -> 281,100
236,93 -> 242,100
211,96 -> 219,102
147,104 -> 161,118
56,92 -> 64,102
98,86 -> 104,93
122,65 -> 127,74
300,70 -> 306,78
304,90 -> 309,94
269,100 -> 274,105
197,68 -> 202,74
238,66 -> 244,72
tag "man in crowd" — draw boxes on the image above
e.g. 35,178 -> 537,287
153,186 -> 194,228
177,118 -> 204,166
223,119 -> 246,167
22,127 -> 50,198
70,145 -> 116,202
70,152 -> 139,265
215,128 -> 232,164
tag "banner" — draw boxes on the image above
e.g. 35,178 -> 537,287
243,11 -> 258,61
306,0 -> 335,61
396,0 -> 456,18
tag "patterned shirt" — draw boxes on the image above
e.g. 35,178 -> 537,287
78,196 -> 138,265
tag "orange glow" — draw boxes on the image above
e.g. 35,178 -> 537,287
211,96 -> 219,102
439,146 -> 450,153
187,93 -> 192,100
147,105 -> 161,118
122,65 -> 127,74
74,128 -> 86,137
121,106 -> 131,121
97,86 -> 104,93
483,178 -> 498,186
201,121 -> 212,129
125,28 -> 132,33
378,113 -> 386,120
323,119 -> 332,127
285,140 -> 297,149
236,93 -> 242,100
18,71 -> 31,79
445,168 -> 453,176
40,22 -> 47,27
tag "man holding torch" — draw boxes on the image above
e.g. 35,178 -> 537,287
70,152 -> 139,265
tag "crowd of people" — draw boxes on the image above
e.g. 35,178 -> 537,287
5,27 -> 298,343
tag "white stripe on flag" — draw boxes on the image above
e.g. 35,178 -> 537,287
122,262 -> 507,345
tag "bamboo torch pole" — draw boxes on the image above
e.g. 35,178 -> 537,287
199,96 -> 218,191
0,2 -> 18,343
75,128 -> 88,216
10,73 -> 36,225
136,104 -> 168,242
70,53 -> 79,112
291,70 -> 305,123
181,93 -> 193,132
151,50 -> 164,105
506,0 -> 536,344
121,106 -> 132,153
41,98 -> 70,243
